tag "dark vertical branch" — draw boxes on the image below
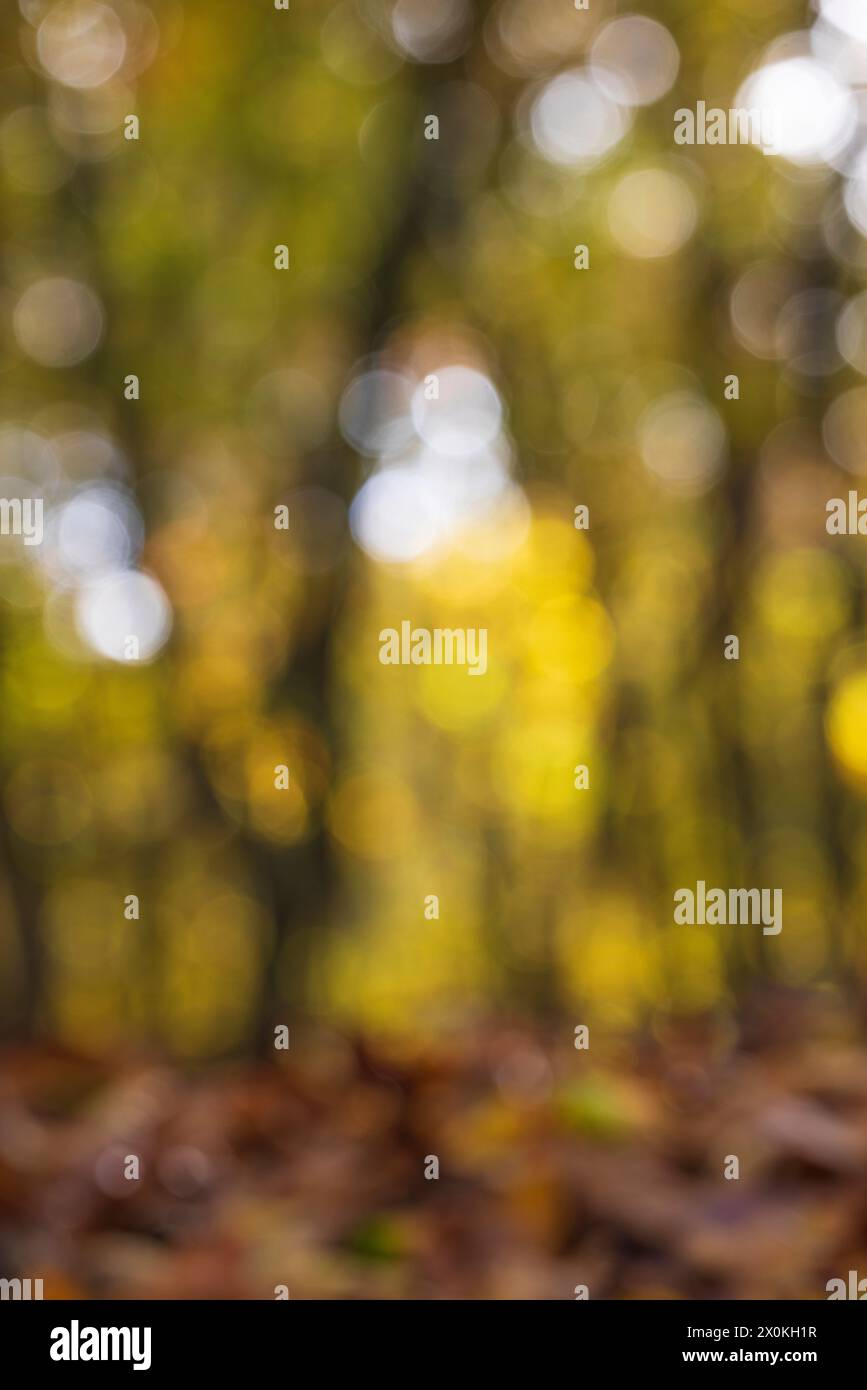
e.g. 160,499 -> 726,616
0,767 -> 43,1041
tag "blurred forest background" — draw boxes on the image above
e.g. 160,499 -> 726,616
2,0 -> 867,1299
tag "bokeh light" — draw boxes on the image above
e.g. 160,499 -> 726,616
13,277 -> 104,367
590,15 -> 680,107
37,0 -> 127,89
75,569 -> 172,662
527,69 -> 631,169
736,52 -> 857,164
607,168 -> 698,258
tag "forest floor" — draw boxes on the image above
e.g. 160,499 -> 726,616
2,994 -> 867,1300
